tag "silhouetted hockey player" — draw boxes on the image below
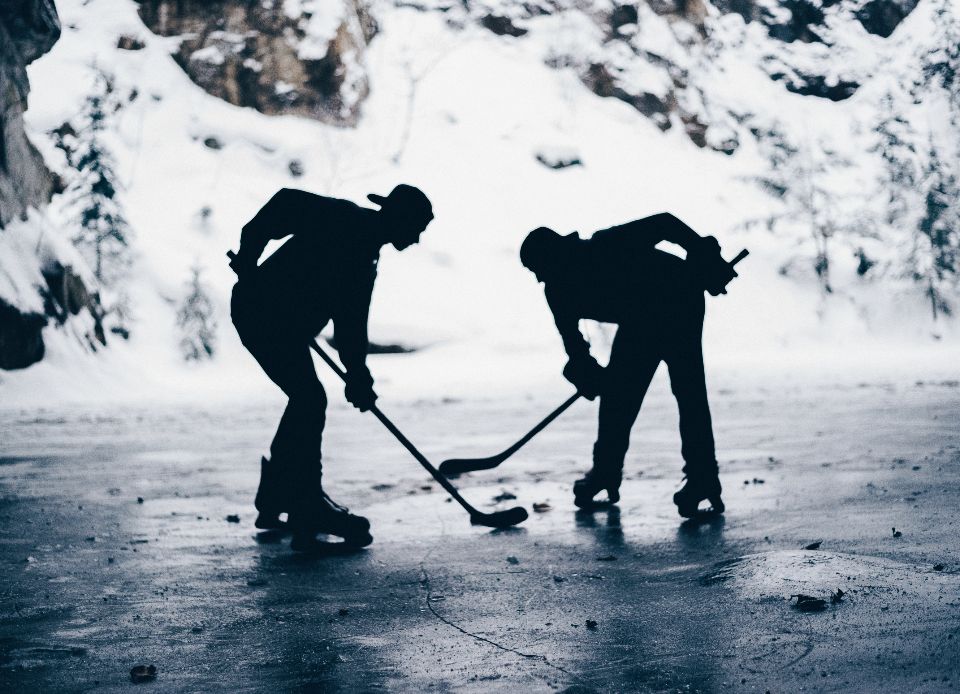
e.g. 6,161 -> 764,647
230,185 -> 434,550
520,213 -> 739,518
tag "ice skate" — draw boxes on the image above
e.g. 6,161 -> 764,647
289,489 -> 372,552
254,457 -> 289,530
672,476 -> 724,518
573,466 -> 622,509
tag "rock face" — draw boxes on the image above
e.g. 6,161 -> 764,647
714,0 -> 917,41
41,261 -> 106,347
0,1 -> 58,370
0,1 -> 104,370
138,0 -> 377,126
466,0 -> 722,149
461,0 -> 922,150
770,70 -> 861,101
855,0 -> 920,37
0,0 -> 59,229
0,298 -> 46,369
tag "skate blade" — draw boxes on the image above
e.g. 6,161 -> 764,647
291,533 -> 373,554
574,489 -> 620,511
574,498 -> 618,511
254,528 -> 290,545
290,539 -> 369,556
677,500 -> 725,520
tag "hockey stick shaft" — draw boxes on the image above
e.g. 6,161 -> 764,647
308,338 -> 484,515
498,392 -> 581,458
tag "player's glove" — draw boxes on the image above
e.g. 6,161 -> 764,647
688,235 -> 737,296
228,251 -> 258,281
563,357 -> 605,401
345,378 -> 378,412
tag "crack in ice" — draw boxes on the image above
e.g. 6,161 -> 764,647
418,564 -> 577,680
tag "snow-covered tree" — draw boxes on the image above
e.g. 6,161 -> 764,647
754,130 -> 859,295
177,265 -> 218,361
871,91 -> 920,229
67,72 -> 131,288
911,141 -> 960,319
867,88 -> 960,317
921,0 -> 960,113
854,89 -> 920,284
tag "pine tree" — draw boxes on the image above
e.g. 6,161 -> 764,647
61,71 -> 134,338
922,0 -> 960,111
871,91 -> 920,228
754,130 -> 855,295
177,265 -> 218,361
67,72 -> 131,289
913,141 -> 960,319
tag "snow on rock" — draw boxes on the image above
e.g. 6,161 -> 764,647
444,0 -> 936,153
188,45 -> 226,67
535,144 -> 583,169
285,0 -> 345,60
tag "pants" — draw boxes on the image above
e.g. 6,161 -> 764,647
231,286 -> 328,511
593,297 -> 717,480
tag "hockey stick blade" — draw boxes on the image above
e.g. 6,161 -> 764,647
439,393 -> 581,477
470,506 -> 529,529
440,454 -> 506,477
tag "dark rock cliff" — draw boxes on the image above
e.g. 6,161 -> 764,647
0,0 -> 59,229
0,1 -> 103,370
138,0 -> 376,126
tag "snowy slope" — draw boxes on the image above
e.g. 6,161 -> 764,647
2,0 -> 956,406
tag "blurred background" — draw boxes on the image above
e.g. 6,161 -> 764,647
1,0 -> 958,407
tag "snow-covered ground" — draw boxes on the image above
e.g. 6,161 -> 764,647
2,0 -> 956,407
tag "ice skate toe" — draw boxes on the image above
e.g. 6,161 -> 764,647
350,516 -> 372,534
574,471 -> 621,510
255,512 -> 286,530
674,494 -> 725,519
342,530 -> 374,548
573,489 -> 597,509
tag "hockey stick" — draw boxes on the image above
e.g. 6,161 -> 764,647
438,247 -> 750,477
227,251 -> 527,529
308,338 -> 528,528
439,392 -> 581,476
729,248 -> 749,267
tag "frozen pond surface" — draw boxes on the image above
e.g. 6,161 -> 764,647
1,379 -> 959,691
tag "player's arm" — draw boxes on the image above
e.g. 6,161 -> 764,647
235,188 -> 326,274
612,212 -> 706,251
622,213 -> 736,294
546,290 -> 590,362
546,288 -> 603,399
333,272 -> 377,411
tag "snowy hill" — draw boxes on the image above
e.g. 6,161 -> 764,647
1,0 -> 958,405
